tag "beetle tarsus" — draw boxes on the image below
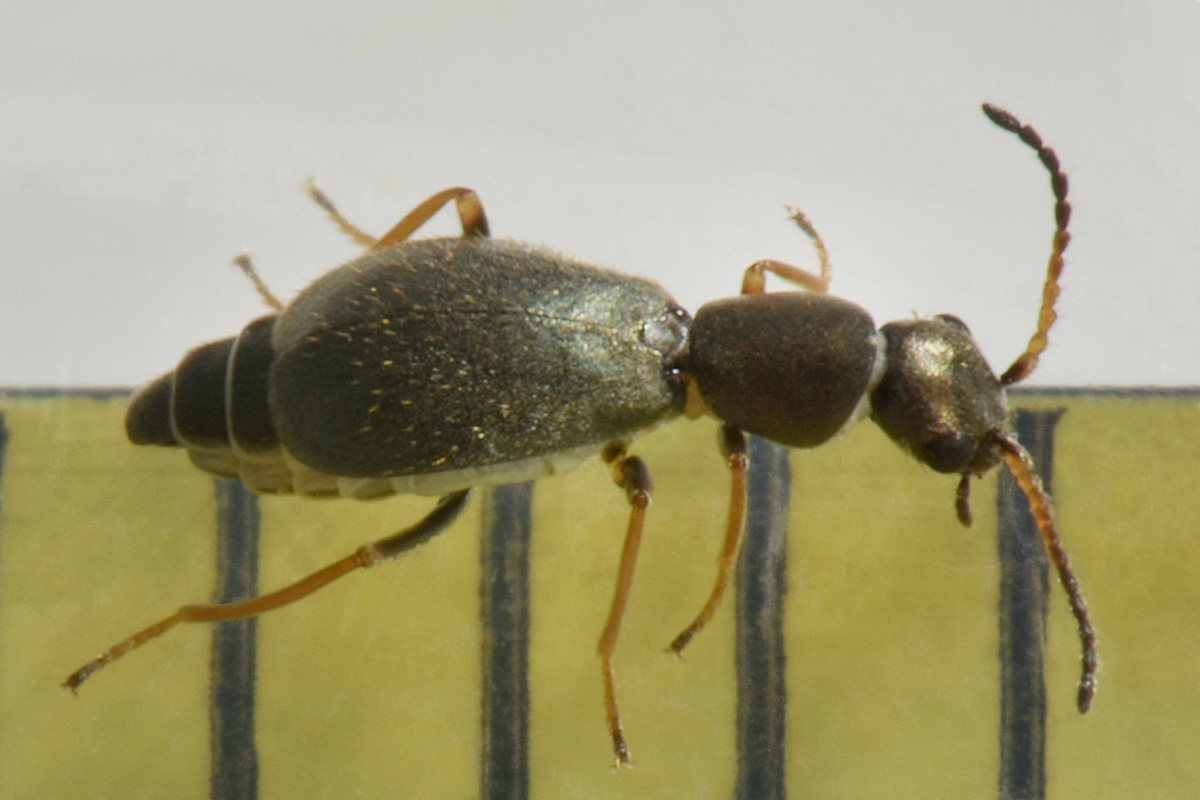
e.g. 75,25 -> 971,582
305,178 -> 378,248
64,493 -> 470,692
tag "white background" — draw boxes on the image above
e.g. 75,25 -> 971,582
2,0 -> 1197,388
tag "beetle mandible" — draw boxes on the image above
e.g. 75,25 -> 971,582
64,104 -> 1095,767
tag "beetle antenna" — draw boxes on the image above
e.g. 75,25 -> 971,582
981,104 -> 1071,386
993,430 -> 1096,712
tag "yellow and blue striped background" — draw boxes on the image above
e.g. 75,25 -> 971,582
1,388 -> 1197,799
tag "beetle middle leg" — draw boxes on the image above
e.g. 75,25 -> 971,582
597,441 -> 654,767
740,206 -> 832,294
372,186 -> 490,248
63,490 -> 472,693
305,181 -> 490,250
305,178 -> 379,248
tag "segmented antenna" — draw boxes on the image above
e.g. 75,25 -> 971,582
981,104 -> 1072,386
994,432 -> 1097,713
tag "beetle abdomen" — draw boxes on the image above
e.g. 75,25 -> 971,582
270,237 -> 691,479
125,372 -> 182,447
128,237 -> 690,498
125,315 -> 301,493
125,339 -> 233,452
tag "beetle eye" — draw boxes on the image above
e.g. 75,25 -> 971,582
919,431 -> 976,473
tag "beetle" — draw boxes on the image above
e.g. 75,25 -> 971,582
64,104 -> 1094,767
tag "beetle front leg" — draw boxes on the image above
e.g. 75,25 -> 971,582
740,207 -> 832,294
668,424 -> 749,654
597,442 -> 654,768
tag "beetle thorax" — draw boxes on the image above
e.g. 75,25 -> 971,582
686,292 -> 884,449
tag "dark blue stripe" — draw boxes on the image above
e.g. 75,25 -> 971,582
211,478 -> 260,800
995,409 -> 1064,800
736,436 -> 791,800
480,483 -> 533,800
0,412 -> 8,516
0,414 -> 6,701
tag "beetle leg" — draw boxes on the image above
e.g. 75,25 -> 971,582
667,424 -> 748,654
597,442 -> 654,768
62,490 -> 471,693
305,178 -> 379,248
305,181 -> 490,251
740,206 -> 832,294
231,252 -> 285,311
371,187 -> 490,251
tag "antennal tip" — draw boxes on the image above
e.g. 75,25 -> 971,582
982,103 -> 1019,131
1078,678 -> 1095,714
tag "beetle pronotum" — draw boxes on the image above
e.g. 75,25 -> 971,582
65,104 -> 1094,767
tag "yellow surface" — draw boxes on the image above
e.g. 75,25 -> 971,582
1,390 -> 1198,798
0,396 -> 214,799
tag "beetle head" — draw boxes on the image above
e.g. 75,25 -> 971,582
869,314 -> 1010,478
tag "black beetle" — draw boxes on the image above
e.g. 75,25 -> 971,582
65,104 -> 1094,767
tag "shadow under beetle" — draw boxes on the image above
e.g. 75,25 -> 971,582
65,104 -> 1095,767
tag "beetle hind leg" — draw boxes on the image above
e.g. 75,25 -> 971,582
231,252 -> 285,311
62,490 -> 472,693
